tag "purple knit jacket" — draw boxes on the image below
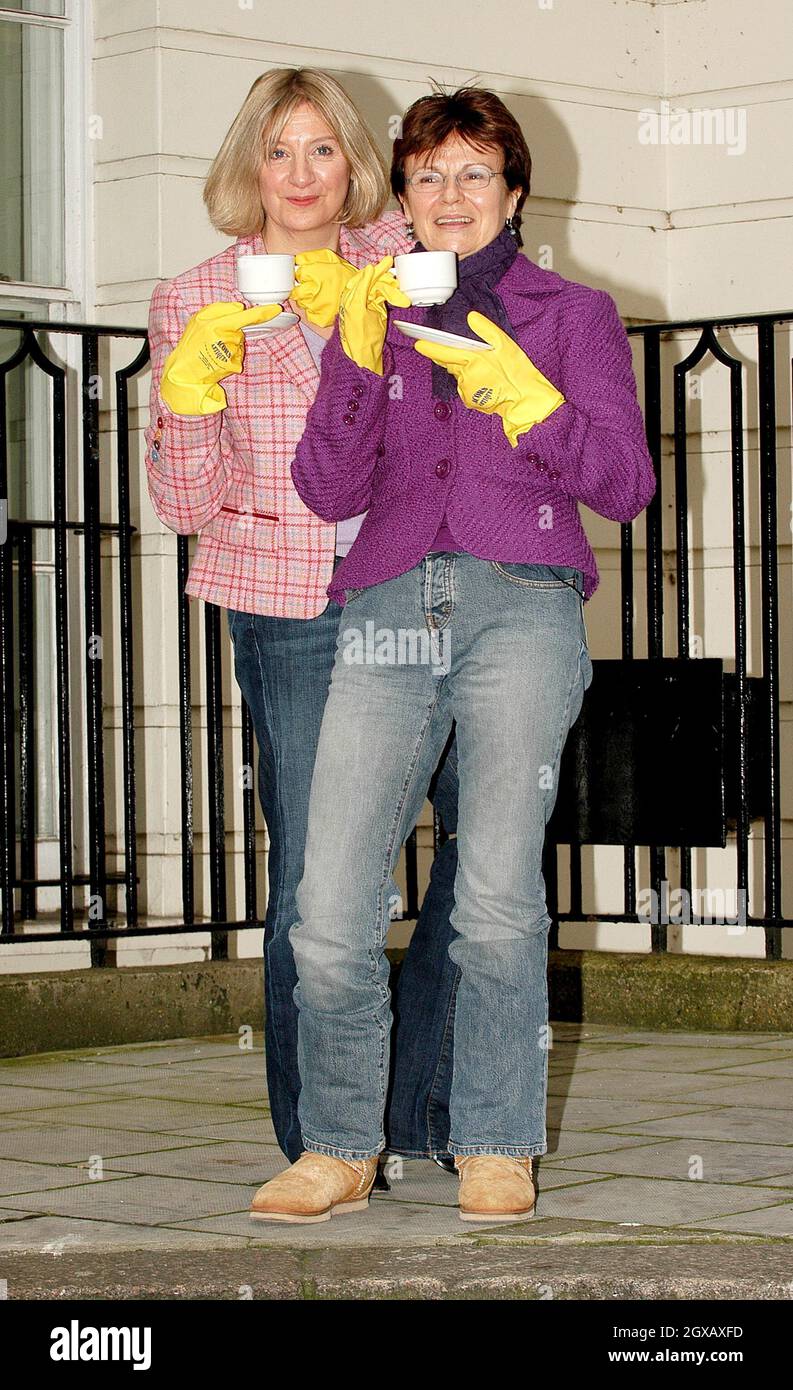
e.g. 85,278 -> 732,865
290,253 -> 656,605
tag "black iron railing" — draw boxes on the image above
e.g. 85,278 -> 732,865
0,309 -> 790,965
545,309 -> 792,960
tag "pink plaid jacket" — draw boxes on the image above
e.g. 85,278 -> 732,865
144,212 -> 411,618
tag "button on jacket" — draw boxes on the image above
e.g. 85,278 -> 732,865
290,252 -> 657,606
144,212 -> 412,619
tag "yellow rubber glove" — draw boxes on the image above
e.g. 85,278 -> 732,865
413,309 -> 566,447
291,249 -> 357,328
160,301 -> 283,415
337,257 -> 411,376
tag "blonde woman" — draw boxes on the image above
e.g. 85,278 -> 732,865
144,69 -> 462,1171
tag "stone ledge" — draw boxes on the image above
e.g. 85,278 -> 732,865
2,949 -> 793,1058
3,1240 -> 793,1300
547,949 -> 793,1033
0,958 -> 264,1058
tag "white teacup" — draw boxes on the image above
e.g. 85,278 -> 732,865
393,251 -> 457,306
236,253 -> 295,305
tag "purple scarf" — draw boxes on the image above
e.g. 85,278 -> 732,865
413,226 -> 519,399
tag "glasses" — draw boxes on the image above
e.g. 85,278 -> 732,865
404,166 -> 504,194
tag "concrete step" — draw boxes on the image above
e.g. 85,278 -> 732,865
4,1236 -> 793,1300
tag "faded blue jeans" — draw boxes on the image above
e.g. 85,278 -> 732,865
226,556 -> 461,1162
290,554 -> 592,1160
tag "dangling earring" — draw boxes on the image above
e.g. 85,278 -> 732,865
405,220 -> 415,239
505,216 -> 517,238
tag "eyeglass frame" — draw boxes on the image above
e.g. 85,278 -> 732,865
403,165 -> 506,194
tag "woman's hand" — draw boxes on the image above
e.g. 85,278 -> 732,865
291,249 -> 357,327
160,301 -> 282,415
413,310 -> 565,447
337,257 -> 411,376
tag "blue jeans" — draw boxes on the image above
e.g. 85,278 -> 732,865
226,557 -> 461,1162
290,555 -> 592,1160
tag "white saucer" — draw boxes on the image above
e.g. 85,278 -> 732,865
242,311 -> 298,337
392,320 -> 493,351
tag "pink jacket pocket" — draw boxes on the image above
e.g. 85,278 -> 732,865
200,505 -> 280,550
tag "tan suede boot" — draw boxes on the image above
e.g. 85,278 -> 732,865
250,1151 -> 379,1224
454,1154 -> 536,1222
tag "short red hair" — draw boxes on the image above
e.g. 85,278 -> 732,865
391,87 -> 532,246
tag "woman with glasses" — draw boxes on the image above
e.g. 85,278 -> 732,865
144,68 -> 463,1177
249,86 -> 656,1224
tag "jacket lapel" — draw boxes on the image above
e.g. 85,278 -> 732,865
252,323 -> 320,400
339,224 -> 385,269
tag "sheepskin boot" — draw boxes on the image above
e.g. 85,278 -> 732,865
250,1151 -> 379,1224
454,1154 -> 536,1222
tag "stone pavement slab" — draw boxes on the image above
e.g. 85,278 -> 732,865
10,1098 -> 264,1132
72,1042 -> 264,1068
543,1137 -> 793,1183
661,1079 -> 793,1110
705,1057 -> 793,1078
0,1173 -> 255,1224
605,1107 -> 793,1145
551,1029 -> 792,1047
0,1124 -> 226,1164
527,1174 -> 789,1225
160,1056 -> 268,1076
104,1141 -> 285,1185
0,1060 -> 186,1088
569,1045 -> 791,1072
95,1074 -> 267,1105
0,1158 -> 130,1197
545,1096 -> 723,1128
0,1085 -> 115,1114
0,1216 -> 248,1255
543,1129 -> 677,1160
162,1119 -> 278,1143
684,1204 -> 793,1237
547,1068 -> 754,1100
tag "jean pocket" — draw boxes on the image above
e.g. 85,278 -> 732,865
490,561 -> 582,590
227,606 -> 252,644
580,637 -> 594,691
579,592 -> 590,649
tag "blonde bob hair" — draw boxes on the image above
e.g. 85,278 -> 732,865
204,68 -> 389,236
